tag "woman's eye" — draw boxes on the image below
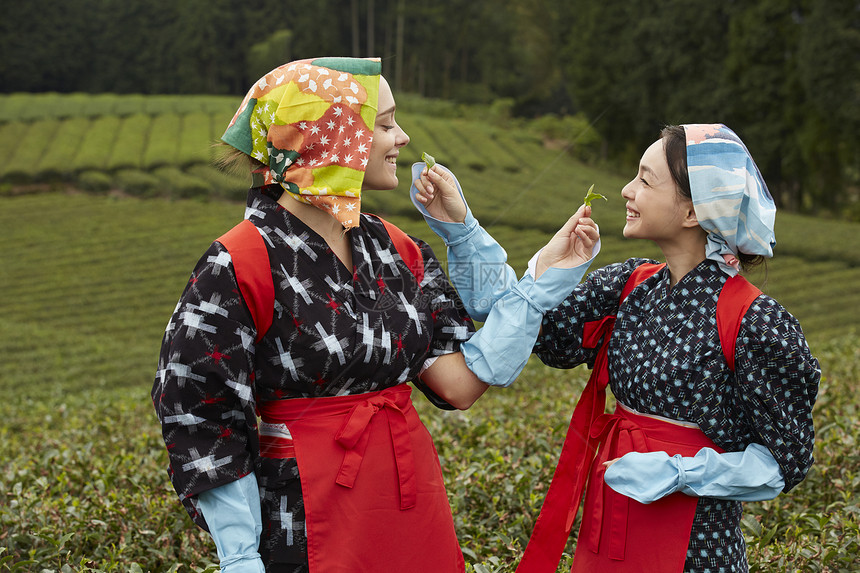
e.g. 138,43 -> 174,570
639,177 -> 649,186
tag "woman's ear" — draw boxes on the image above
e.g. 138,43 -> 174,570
681,202 -> 700,228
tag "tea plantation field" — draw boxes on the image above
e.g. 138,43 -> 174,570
1,93 -> 858,572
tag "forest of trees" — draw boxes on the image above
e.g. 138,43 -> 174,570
1,0 -> 858,216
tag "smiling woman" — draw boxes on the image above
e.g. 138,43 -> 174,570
150,56 -> 600,573
361,77 -> 410,191
411,123 -> 820,573
152,57 -> 479,573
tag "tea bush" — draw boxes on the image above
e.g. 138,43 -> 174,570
0,194 -> 857,571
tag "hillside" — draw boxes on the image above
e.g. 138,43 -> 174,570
1,93 -> 859,571
2,92 -> 859,351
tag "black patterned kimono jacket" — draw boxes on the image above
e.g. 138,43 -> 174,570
152,188 -> 474,567
535,258 -> 820,573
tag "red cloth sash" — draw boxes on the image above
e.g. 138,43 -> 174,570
516,263 -> 665,573
572,405 -> 724,572
258,385 -> 465,573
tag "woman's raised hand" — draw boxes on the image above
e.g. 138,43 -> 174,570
413,166 -> 468,223
534,205 -> 599,279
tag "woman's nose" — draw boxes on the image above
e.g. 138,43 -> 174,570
397,126 -> 410,148
621,180 -> 634,199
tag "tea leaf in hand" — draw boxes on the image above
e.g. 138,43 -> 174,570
422,151 -> 436,170
583,184 -> 607,207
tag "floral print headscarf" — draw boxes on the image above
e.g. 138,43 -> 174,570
684,124 -> 777,276
222,57 -> 381,229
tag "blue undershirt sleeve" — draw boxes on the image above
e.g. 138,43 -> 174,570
410,162 -> 516,322
603,443 -> 785,504
196,472 -> 266,573
460,249 -> 597,387
410,161 -> 601,387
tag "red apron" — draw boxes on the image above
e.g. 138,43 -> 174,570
258,385 -> 465,573
517,263 -> 756,573
572,404 -> 724,572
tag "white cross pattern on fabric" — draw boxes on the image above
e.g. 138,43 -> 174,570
179,310 -> 218,337
271,337 -> 302,380
225,372 -> 253,404
275,228 -> 318,261
397,292 -> 423,335
244,205 -> 267,220
194,293 -> 229,318
257,227 -> 276,249
395,366 -> 411,384
166,361 -> 207,385
182,448 -> 233,479
221,409 -> 245,422
379,323 -> 392,364
359,313 -> 375,362
370,237 -> 398,273
340,300 -> 356,319
207,251 -> 233,274
442,325 -> 470,339
165,300 -> 182,334
325,274 -> 354,295
313,322 -> 347,365
280,498 -> 305,545
280,268 -> 313,304
164,412 -> 208,426
237,326 -> 256,353
423,265 -> 446,288
431,293 -> 452,306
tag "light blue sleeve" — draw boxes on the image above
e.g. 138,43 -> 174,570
603,443 -> 785,504
409,162 -> 517,322
460,257 -> 594,387
197,472 -> 266,573
410,161 -> 601,387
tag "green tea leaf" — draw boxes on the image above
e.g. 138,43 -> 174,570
422,151 -> 436,169
583,184 -> 606,207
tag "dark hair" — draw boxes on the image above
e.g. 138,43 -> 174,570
660,125 -> 766,273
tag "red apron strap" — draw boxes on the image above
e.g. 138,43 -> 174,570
365,213 -> 425,284
585,413 -> 648,560
620,263 -> 665,303
716,275 -> 761,371
216,219 -> 274,343
516,263 -> 664,573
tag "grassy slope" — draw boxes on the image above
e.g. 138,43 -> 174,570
1,191 -> 858,572
1,93 -> 859,570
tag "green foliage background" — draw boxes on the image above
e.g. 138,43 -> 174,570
1,0 -> 858,217
1,90 -> 860,571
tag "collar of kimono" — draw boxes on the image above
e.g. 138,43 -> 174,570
683,124 -> 776,276
222,57 -> 381,229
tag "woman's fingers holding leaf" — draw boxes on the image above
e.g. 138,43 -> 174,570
425,166 -> 467,222
413,176 -> 434,204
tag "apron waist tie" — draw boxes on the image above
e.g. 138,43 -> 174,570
258,385 -> 419,512
334,393 -> 417,510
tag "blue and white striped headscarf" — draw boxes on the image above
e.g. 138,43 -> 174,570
684,124 -> 776,276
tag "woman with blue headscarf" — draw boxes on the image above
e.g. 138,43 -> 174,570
412,124 -> 820,572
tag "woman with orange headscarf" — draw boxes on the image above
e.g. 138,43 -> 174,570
152,57 -> 600,572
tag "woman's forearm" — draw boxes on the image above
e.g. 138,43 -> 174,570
197,472 -> 266,572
